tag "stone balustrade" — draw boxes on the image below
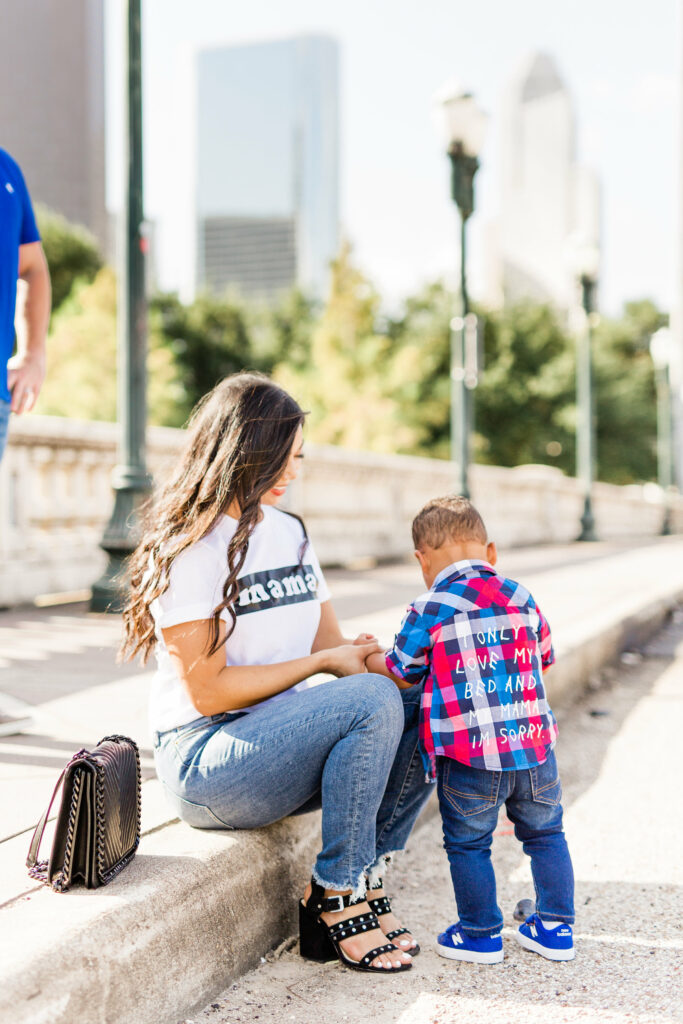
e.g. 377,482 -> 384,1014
1,415 -> 681,607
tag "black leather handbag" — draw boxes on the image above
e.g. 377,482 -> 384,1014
26,734 -> 141,892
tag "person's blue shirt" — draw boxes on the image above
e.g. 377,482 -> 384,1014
0,149 -> 41,403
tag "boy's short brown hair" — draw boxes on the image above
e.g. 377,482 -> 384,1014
412,495 -> 487,549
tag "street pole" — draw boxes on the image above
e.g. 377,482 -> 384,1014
654,361 -> 673,535
576,274 -> 597,541
91,0 -> 150,612
449,143 -> 478,499
450,214 -> 469,497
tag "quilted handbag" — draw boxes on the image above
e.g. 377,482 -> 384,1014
26,734 -> 141,892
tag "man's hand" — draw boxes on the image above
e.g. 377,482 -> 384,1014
7,351 -> 46,413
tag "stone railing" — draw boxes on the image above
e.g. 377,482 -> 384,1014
1,415 -> 681,606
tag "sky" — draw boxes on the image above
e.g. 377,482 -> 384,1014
105,0 -> 680,315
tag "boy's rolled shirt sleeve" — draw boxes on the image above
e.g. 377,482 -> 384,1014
384,605 -> 432,685
536,603 -> 555,669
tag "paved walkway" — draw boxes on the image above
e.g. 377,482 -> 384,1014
0,536 -> 682,1024
190,611 -> 683,1024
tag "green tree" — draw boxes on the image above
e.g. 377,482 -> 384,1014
591,301 -> 659,484
249,288 -> 318,373
149,291 -> 257,420
275,243 -> 408,451
36,205 -> 103,312
474,302 -> 575,472
384,289 -> 660,485
383,281 -> 452,457
36,268 -> 183,426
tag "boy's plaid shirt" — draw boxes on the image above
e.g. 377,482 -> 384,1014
385,560 -> 558,777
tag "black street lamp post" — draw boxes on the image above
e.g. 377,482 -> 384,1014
574,249 -> 599,542
435,84 -> 487,498
91,0 -> 150,612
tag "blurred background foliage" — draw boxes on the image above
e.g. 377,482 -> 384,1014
36,206 -> 103,312
34,210 -> 661,485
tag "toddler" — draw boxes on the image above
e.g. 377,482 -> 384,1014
367,495 -> 575,963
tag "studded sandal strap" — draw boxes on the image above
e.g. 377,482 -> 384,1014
368,894 -> 392,916
307,886 -> 365,915
360,942 -> 398,967
385,927 -> 410,941
327,910 -> 381,943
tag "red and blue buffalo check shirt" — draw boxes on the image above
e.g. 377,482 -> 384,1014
385,560 -> 558,777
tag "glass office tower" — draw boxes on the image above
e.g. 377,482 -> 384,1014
195,35 -> 339,301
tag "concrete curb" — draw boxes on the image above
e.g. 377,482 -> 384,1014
1,586 -> 681,1024
547,589 -> 683,706
1,811 -> 322,1024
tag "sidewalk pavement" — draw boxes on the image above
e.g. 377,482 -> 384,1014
0,536 -> 682,1024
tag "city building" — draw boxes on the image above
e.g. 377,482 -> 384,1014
194,35 -> 339,301
488,52 -> 601,311
0,0 -> 106,248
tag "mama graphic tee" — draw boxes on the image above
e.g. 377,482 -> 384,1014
149,506 -> 330,732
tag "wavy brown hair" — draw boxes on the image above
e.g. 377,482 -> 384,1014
120,372 -> 306,664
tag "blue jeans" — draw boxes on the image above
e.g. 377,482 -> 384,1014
0,399 -> 10,462
154,674 -> 433,893
437,750 -> 574,936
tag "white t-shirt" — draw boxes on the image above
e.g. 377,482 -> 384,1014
149,505 -> 331,733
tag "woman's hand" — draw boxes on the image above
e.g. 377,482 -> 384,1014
321,640 -> 382,678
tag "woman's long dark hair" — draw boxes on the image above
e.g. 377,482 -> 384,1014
120,373 -> 306,664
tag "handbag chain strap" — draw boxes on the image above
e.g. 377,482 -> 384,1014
27,748 -> 89,891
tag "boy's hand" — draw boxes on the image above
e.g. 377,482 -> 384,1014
323,641 -> 382,678
353,632 -> 378,646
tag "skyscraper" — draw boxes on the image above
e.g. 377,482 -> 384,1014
0,0 -> 106,247
495,52 -> 600,310
195,35 -> 339,301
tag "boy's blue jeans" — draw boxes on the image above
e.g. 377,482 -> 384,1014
437,750 -> 574,936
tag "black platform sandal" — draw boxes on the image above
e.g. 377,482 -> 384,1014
367,878 -> 420,957
299,880 -> 412,973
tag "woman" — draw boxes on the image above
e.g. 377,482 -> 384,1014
122,373 -> 433,974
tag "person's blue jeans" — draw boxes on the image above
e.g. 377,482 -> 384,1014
437,750 -> 574,936
0,399 -> 10,462
153,673 -> 433,895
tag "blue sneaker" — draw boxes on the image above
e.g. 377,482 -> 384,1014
437,922 -> 504,964
515,914 -> 575,961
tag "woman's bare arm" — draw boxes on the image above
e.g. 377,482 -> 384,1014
162,617 -> 381,716
311,600 -> 345,650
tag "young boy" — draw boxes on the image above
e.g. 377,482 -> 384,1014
366,495 -> 575,963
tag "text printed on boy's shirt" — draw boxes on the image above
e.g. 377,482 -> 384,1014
385,559 -> 558,775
